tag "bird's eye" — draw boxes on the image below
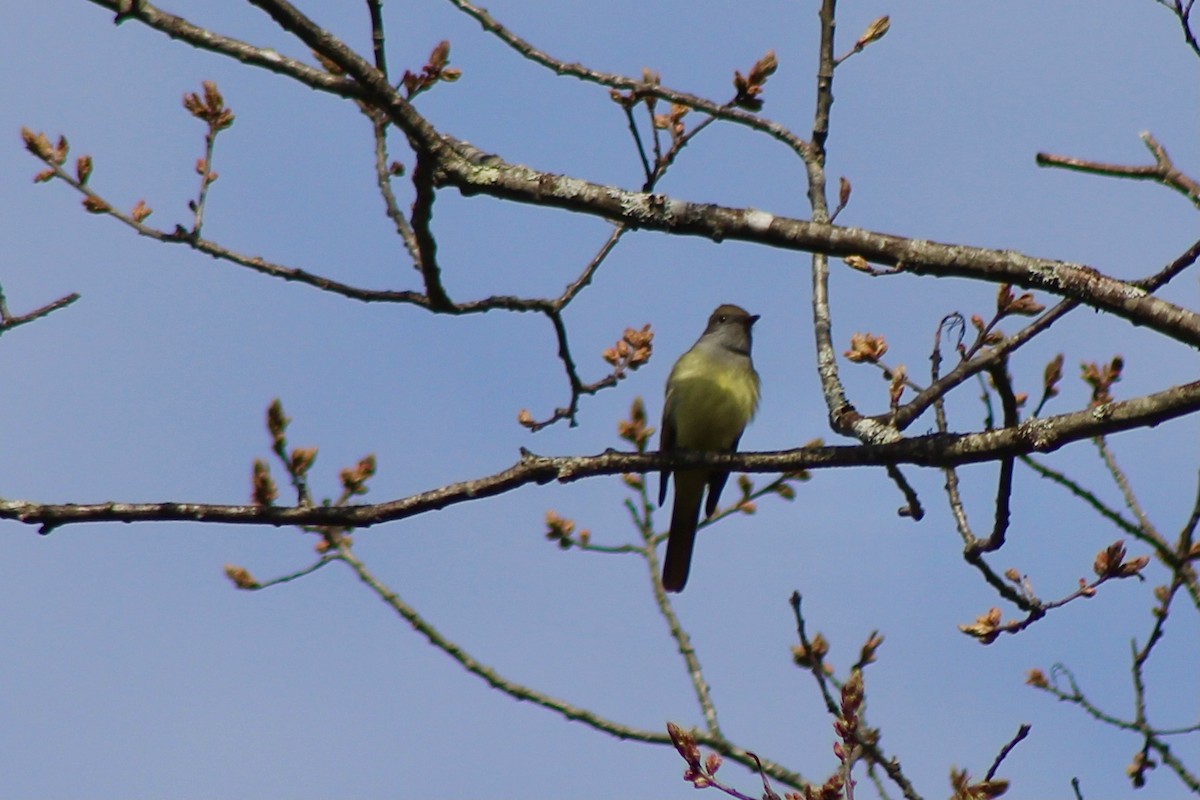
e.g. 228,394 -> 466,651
717,315 -> 728,323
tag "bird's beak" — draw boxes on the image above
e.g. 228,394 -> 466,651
747,314 -> 761,328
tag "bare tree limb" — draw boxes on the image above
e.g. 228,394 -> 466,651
0,284 -> 80,336
80,0 -> 1200,350
87,0 -> 362,98
364,0 -> 387,76
985,724 -> 1031,781
1154,0 -> 1200,58
971,362 -> 1019,554
1134,237 -> 1200,291
641,518 -> 723,738
368,113 -> 422,265
6,379 -> 1200,532
438,152 -> 1200,350
410,153 -> 452,309
1037,131 -> 1200,209
335,539 -> 805,787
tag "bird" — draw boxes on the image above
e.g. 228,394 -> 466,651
658,303 -> 761,592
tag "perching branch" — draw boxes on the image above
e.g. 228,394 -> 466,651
6,378 -> 1200,533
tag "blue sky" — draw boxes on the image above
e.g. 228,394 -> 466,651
2,1 -> 1198,798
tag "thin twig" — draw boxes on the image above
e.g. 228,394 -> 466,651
439,0 -> 811,160
524,307 -> 628,431
189,119 -> 221,236
524,227 -> 627,430
555,225 -> 625,309
0,285 -> 80,336
1154,0 -> 1200,58
972,362 -> 1018,553
641,510 -> 723,738
621,105 -> 653,186
884,464 -> 923,519
1036,131 -> 1200,209
1021,454 -> 1144,537
791,591 -> 921,800
365,0 -> 387,75
866,762 -> 894,800
335,543 -> 673,740
941,367 -> 1031,612
1134,237 -> 1200,291
368,112 -> 422,264
1037,661 -> 1200,791
409,153 -> 452,309
789,592 -> 837,715
339,539 -> 806,786
650,109 -> 722,183
645,101 -> 664,182
622,457 -> 723,737
1148,738 -> 1200,793
250,555 -> 337,588
1094,436 -> 1157,541
1022,452 -> 1199,608
1175,470 -> 1200,606
888,299 -> 1077,432
984,724 -> 1031,781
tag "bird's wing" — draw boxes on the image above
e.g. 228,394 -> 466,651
658,398 -> 676,507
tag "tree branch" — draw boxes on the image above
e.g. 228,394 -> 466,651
86,0 -> 1200,351
1155,0 -> 1200,59
410,153 -> 452,309
87,0 -> 363,98
0,285 -> 80,336
6,379 -> 1200,532
439,149 -> 1200,349
66,0 -> 1200,356
1036,131 -> 1200,209
440,0 -> 811,160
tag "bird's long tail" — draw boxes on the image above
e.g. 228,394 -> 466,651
662,470 -> 705,592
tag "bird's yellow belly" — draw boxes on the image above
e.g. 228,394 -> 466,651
667,359 -> 759,450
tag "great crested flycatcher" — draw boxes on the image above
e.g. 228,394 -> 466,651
658,304 -> 761,592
